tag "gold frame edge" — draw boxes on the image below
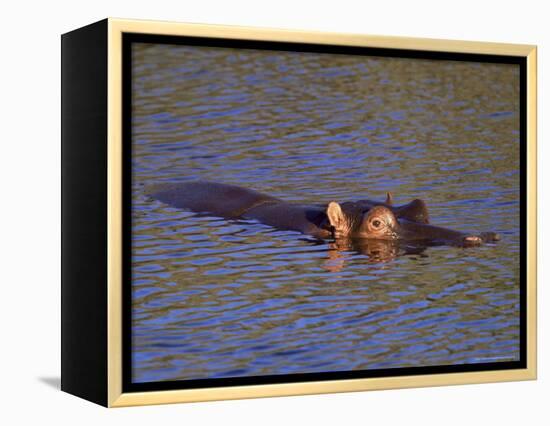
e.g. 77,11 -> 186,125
526,47 -> 537,380
106,17 -> 537,408
107,19 -> 123,407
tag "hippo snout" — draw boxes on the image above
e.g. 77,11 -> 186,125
479,232 -> 501,243
462,235 -> 483,246
462,232 -> 501,247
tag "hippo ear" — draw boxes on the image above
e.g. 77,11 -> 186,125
326,202 -> 345,229
385,192 -> 394,205
395,199 -> 430,224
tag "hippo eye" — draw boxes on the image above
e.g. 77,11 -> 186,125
372,219 -> 382,228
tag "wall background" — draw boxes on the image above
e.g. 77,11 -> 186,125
0,0 -> 546,424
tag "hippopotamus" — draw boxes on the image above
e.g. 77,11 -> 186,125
149,181 -> 500,247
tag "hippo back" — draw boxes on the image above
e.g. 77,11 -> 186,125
148,181 -> 281,218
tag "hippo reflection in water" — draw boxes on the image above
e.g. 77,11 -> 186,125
149,181 -> 500,252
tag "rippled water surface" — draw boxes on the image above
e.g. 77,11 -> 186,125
131,42 -> 521,383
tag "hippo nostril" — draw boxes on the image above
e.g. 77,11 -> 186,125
463,235 -> 482,246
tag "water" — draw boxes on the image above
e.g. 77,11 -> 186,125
131,42 -> 521,383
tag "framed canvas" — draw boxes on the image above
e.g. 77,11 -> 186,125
61,18 -> 537,407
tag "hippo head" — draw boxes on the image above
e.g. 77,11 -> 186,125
355,197 -> 430,224
326,201 -> 500,246
326,202 -> 399,239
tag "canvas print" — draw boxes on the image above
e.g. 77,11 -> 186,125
128,40 -> 522,386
